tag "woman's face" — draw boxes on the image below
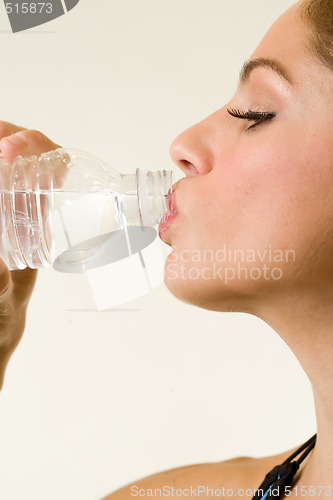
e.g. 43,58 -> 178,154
161,2 -> 333,312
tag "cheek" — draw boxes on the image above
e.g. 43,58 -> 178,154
210,134 -> 333,259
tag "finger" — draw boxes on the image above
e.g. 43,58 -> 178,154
0,260 -> 11,298
10,268 -> 38,305
0,129 -> 60,158
0,121 -> 26,144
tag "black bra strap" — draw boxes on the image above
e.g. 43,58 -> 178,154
281,433 -> 317,466
251,434 -> 317,500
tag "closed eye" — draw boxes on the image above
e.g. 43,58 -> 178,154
227,108 -> 276,131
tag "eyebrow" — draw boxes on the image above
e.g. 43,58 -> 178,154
239,58 -> 293,86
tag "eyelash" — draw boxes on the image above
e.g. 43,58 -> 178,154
227,108 -> 276,131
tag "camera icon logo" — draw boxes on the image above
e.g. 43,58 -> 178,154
3,0 -> 80,33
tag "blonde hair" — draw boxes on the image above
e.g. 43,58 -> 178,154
298,0 -> 333,70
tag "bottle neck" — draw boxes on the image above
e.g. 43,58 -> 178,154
120,169 -> 173,227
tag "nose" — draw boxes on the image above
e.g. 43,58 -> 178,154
169,117 -> 216,176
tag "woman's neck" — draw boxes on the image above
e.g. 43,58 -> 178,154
255,281 -> 333,487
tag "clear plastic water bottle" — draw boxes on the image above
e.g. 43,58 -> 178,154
0,149 -> 173,272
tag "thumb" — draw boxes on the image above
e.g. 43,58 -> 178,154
0,129 -> 66,189
0,129 -> 60,157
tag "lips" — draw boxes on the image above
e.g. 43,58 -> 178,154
158,190 -> 178,239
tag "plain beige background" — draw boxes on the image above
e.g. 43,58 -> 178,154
0,1 -> 316,499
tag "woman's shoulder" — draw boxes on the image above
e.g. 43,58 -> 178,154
102,445 -> 301,500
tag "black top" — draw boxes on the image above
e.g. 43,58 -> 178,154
251,434 -> 317,499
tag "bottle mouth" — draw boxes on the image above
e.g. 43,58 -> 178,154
136,169 -> 173,227
165,189 -> 178,214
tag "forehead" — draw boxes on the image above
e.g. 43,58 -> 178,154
244,3 -> 333,113
249,4 -> 309,82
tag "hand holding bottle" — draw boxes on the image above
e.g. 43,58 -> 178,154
0,121 -> 60,389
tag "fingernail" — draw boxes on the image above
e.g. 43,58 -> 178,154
6,133 -> 28,147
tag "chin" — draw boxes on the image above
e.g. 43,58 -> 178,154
163,268 -> 255,314
163,250 -> 285,314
